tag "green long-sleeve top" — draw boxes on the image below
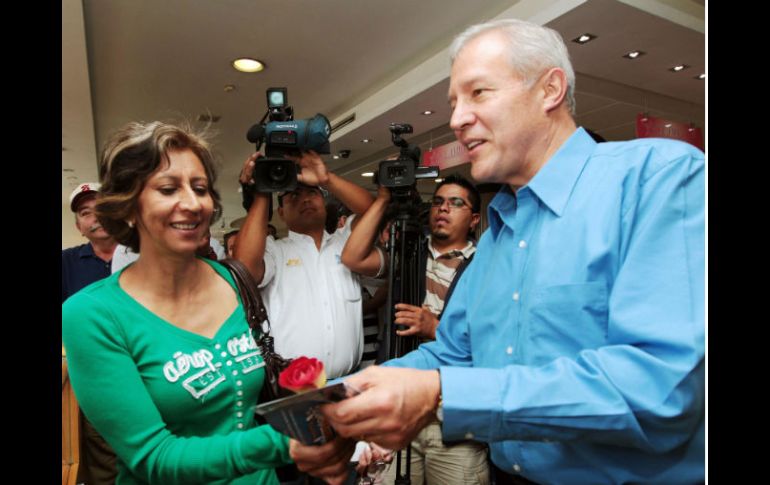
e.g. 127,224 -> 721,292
62,258 -> 292,484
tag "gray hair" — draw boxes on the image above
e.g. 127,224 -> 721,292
449,18 -> 576,115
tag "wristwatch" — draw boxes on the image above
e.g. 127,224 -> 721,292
435,369 -> 444,423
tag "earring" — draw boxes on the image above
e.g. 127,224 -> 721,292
127,220 -> 135,228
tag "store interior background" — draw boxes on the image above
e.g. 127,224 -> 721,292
62,0 -> 705,247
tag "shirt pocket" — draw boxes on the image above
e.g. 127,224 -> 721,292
526,282 -> 609,362
334,264 -> 361,302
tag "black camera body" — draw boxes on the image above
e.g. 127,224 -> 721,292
246,87 -> 332,192
377,123 -> 438,199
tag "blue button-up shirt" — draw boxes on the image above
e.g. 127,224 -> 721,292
388,128 -> 705,484
62,243 -> 112,303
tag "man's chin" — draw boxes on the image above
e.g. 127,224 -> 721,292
431,231 -> 449,241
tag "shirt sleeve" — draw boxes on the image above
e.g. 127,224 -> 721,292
62,294 -> 291,484
439,150 -> 705,452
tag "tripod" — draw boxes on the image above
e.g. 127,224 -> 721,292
379,198 -> 427,485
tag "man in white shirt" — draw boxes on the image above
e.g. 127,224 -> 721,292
236,151 -> 374,379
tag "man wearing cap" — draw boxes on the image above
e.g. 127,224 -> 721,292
62,182 -> 119,485
62,182 -> 118,303
236,151 -> 375,380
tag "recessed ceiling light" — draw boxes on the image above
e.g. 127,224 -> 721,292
333,155 -> 340,159
434,178 -> 444,183
664,123 -> 672,128
232,58 -> 265,73
361,139 -> 371,143
623,50 -> 645,59
224,84 -> 236,92
669,64 -> 690,72
572,33 -> 596,44
696,73 -> 706,80
422,110 -> 434,115
362,172 -> 374,177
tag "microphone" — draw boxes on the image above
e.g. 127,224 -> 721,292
246,124 -> 264,144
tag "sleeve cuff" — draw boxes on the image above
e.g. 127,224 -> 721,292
440,365 -> 507,442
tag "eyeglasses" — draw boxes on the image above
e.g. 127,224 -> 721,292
430,196 -> 469,210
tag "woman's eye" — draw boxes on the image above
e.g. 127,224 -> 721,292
194,186 -> 209,195
158,187 -> 176,195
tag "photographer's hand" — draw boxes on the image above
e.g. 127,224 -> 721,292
290,150 -> 330,187
394,303 -> 440,339
239,152 -> 261,186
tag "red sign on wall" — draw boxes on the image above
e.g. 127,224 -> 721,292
635,114 -> 704,151
421,140 -> 470,169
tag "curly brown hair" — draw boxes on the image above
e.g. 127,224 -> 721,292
95,121 -> 222,253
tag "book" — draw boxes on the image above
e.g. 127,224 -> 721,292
254,381 -> 354,445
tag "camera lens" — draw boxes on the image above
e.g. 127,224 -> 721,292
268,163 -> 287,183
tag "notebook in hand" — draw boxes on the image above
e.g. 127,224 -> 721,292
254,382 -> 354,445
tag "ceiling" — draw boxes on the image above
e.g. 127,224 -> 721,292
62,0 -> 705,247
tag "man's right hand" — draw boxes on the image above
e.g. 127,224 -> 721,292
394,303 -> 440,339
321,366 -> 441,450
239,152 -> 260,186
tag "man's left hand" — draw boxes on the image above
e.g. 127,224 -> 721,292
287,150 -> 330,187
394,303 -> 439,339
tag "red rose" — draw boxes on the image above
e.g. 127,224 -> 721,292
278,357 -> 327,393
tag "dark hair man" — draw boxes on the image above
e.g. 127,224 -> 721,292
235,151 -> 375,380
341,174 -> 486,484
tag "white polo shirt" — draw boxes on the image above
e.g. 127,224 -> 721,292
259,216 -> 363,379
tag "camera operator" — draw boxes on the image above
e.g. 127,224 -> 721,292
235,149 -> 375,380
341,175 -> 487,485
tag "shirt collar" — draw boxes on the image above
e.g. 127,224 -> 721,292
526,127 -> 596,217
487,127 -> 596,234
77,242 -> 97,259
426,235 -> 475,259
287,228 -> 333,246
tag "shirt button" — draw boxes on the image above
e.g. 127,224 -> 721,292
221,351 -> 227,358
236,380 -> 243,386
464,432 -> 474,439
512,292 -> 520,301
215,343 -> 221,350
236,411 -> 243,418
237,401 -> 243,407
237,390 -> 243,396
237,423 -> 244,429
506,346 -> 513,355
513,464 -> 521,473
518,240 -> 527,249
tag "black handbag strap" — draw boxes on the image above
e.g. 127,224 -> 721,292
219,258 -> 271,336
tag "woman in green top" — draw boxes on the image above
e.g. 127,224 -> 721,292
62,121 -> 354,485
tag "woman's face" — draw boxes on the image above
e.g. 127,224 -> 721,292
134,149 -> 214,259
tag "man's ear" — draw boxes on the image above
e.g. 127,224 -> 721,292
540,67 -> 569,113
469,213 -> 481,231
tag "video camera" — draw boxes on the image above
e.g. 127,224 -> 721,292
376,123 -> 438,200
246,87 -> 332,192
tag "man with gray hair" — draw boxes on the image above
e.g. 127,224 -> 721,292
62,182 -> 118,303
62,181 -> 119,484
317,18 -> 704,485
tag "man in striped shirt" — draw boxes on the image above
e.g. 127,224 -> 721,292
342,174 -> 487,485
